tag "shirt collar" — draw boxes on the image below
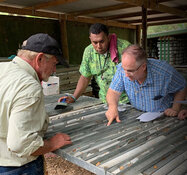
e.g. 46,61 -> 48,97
92,45 -> 110,56
143,60 -> 153,85
12,56 -> 40,83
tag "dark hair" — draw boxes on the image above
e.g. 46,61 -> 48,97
89,23 -> 109,36
122,44 -> 147,63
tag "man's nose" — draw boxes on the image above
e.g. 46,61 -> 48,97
97,43 -> 102,48
125,71 -> 131,77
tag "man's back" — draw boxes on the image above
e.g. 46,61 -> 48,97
0,57 -> 47,166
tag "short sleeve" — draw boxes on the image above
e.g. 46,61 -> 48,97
109,63 -> 125,93
79,47 -> 92,78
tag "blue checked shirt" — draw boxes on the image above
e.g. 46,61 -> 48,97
110,58 -> 186,112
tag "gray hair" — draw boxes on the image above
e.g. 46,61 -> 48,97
122,44 -> 147,64
17,49 -> 53,61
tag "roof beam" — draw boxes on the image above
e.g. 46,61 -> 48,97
0,5 -> 136,29
69,3 -> 133,16
123,15 -> 184,24
104,10 -> 163,20
24,0 -> 79,10
117,0 -> 187,18
105,4 -> 187,20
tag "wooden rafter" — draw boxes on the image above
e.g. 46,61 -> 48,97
104,10 -> 163,20
69,3 -> 133,16
0,0 -> 186,27
0,5 -> 136,29
122,15 -> 184,24
117,0 -> 187,18
104,4 -> 187,20
24,0 -> 79,10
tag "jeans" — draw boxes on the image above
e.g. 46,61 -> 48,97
0,156 -> 44,175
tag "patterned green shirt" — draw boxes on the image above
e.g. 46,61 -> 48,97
80,38 -> 130,104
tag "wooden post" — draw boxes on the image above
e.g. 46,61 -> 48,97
59,19 -> 69,64
141,5 -> 147,51
136,25 -> 141,45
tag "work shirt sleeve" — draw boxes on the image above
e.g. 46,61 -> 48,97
79,47 -> 92,78
164,63 -> 186,93
109,63 -> 125,93
7,87 -> 48,157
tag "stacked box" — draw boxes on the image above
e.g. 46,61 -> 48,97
56,66 -> 92,95
157,37 -> 187,65
42,76 -> 59,96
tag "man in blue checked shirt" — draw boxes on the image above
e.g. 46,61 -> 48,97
105,44 -> 187,126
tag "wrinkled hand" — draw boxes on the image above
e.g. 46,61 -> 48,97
58,96 -> 74,104
105,108 -> 120,126
164,108 -> 178,117
50,133 -> 72,151
178,109 -> 187,120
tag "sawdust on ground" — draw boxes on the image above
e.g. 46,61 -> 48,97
44,154 -> 95,175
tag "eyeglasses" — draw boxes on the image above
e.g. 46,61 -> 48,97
123,63 -> 144,75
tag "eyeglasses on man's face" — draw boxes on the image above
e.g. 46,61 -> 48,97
123,63 -> 144,75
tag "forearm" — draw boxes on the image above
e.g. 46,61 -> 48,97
31,139 -> 56,156
31,133 -> 71,156
73,75 -> 91,99
172,87 -> 187,112
106,88 -> 121,109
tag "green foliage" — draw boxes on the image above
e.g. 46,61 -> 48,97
147,23 -> 187,34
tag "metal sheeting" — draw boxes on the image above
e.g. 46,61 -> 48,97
45,104 -> 187,175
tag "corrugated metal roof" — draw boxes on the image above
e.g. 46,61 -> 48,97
0,0 -> 187,27
45,102 -> 187,175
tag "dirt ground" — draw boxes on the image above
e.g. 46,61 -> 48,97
44,153 -> 95,175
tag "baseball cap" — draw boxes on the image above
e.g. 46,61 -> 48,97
21,33 -> 69,67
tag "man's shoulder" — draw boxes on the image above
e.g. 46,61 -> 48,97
148,58 -> 171,68
148,58 -> 175,75
84,44 -> 94,52
117,38 -> 131,49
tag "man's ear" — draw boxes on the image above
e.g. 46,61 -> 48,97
142,63 -> 147,71
35,53 -> 44,67
89,36 -> 91,41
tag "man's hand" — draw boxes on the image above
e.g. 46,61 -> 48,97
164,108 -> 178,117
105,108 -> 120,126
58,96 -> 75,104
178,109 -> 187,120
49,133 -> 72,150
31,133 -> 72,156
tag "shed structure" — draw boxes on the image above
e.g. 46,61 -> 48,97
0,0 -> 187,61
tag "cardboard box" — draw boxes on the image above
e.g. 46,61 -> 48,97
42,76 -> 59,96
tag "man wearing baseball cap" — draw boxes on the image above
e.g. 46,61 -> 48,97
0,33 -> 71,174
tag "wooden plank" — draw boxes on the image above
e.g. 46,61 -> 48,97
141,5 -> 147,51
60,20 -> 69,63
105,10 -> 163,20
136,25 -> 141,45
69,3 -> 133,16
0,6 -> 136,29
56,66 -> 79,73
117,0 -> 187,18
24,0 -> 79,10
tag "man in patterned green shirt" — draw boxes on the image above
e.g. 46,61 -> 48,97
59,23 -> 130,104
